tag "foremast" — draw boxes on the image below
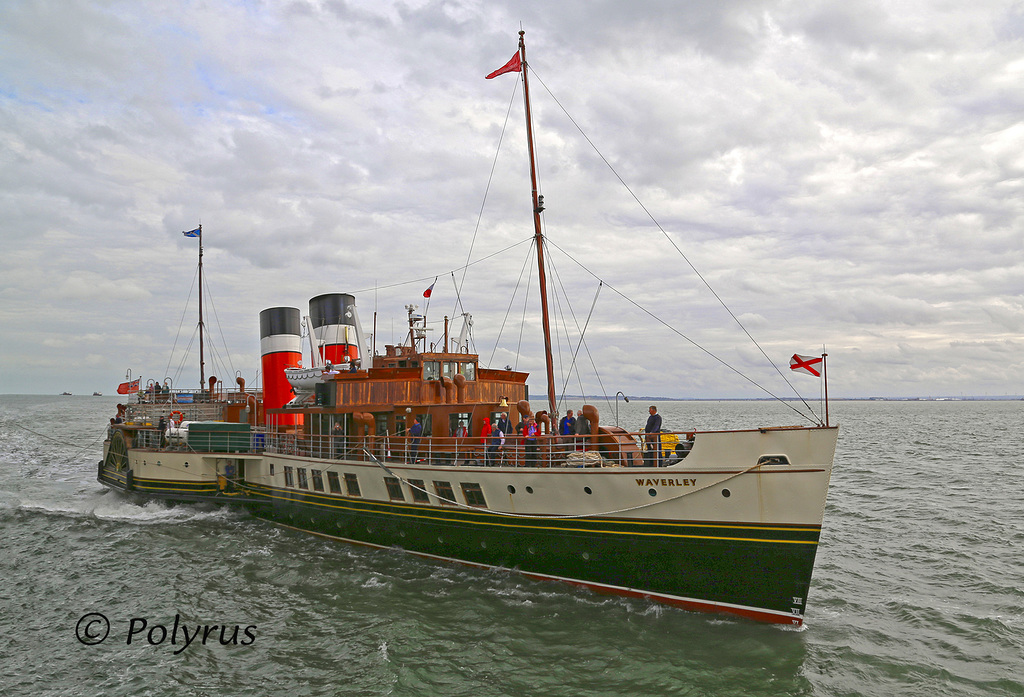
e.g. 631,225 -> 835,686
198,224 -> 206,390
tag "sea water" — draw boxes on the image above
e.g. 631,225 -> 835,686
1,395 -> 1021,696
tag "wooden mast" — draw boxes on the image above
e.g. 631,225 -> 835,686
518,31 -> 558,418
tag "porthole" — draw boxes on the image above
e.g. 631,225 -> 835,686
584,486 -> 592,495
648,488 -> 657,497
480,541 -> 487,549
528,546 -> 536,554
507,485 -> 516,494
722,488 -> 731,498
438,536 -> 444,543
526,486 -> 534,494
399,530 -> 406,538
582,552 -> 590,560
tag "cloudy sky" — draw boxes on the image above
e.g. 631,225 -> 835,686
2,0 -> 1022,403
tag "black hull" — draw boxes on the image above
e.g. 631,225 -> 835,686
249,483 -> 820,625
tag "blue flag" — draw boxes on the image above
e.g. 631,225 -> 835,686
182,227 -> 201,237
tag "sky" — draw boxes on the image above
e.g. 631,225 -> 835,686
2,0 -> 1023,403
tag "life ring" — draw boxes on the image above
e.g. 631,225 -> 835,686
169,411 -> 185,426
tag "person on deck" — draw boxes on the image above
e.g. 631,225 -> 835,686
496,412 -> 511,436
574,409 -> 590,450
409,416 -> 423,462
487,422 -> 505,466
644,405 -> 663,466
558,409 -> 576,444
524,416 -> 540,466
332,421 -> 345,459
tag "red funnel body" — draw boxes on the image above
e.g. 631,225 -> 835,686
260,307 -> 302,426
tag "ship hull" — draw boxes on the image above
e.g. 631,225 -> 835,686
254,492 -> 819,624
241,424 -> 836,625
100,423 -> 836,625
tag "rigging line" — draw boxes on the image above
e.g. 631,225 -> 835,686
488,242 -> 536,368
545,238 -> 816,424
455,78 -> 521,316
164,263 -> 200,380
11,421 -> 108,458
204,277 -> 236,379
529,68 -> 815,416
349,238 -> 534,298
558,281 -> 603,403
545,246 -> 610,409
514,249 -> 533,372
447,271 -> 462,342
546,247 -> 586,407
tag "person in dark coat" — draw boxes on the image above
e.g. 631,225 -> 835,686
644,405 -> 663,466
409,416 -> 423,462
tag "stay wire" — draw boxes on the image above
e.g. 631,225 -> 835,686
544,239 -> 816,424
454,78 -> 520,320
529,67 -> 817,420
164,263 -> 200,381
487,241 -> 537,369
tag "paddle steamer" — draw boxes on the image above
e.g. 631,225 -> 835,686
99,33 -> 837,625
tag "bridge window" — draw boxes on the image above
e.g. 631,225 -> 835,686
327,471 -> 342,494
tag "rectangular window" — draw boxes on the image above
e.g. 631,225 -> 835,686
297,468 -> 308,489
311,469 -> 324,492
408,478 -> 430,504
449,413 -> 472,438
284,466 -> 294,487
434,480 -> 456,505
327,471 -> 342,494
461,482 -> 487,508
344,473 -> 361,497
384,476 -> 405,501
458,362 -> 476,381
270,463 -> 275,476
423,361 -> 440,380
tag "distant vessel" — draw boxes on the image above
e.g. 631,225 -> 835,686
93,392 -> 102,396
61,392 -> 72,396
99,34 -> 838,626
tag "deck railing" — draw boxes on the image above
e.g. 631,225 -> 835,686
120,425 -> 692,468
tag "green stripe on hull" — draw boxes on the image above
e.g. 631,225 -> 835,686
252,486 -> 819,620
